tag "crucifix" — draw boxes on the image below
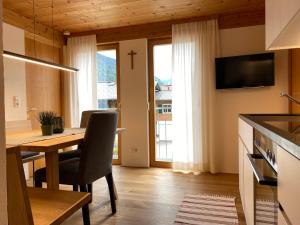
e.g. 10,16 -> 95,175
128,50 -> 137,70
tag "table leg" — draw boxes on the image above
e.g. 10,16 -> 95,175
45,151 -> 59,190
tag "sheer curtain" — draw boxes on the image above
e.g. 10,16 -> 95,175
172,19 -> 219,174
63,35 -> 97,127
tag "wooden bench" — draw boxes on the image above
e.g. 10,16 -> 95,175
7,145 -> 91,225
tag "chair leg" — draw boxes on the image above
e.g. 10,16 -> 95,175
87,183 -> 93,193
32,161 -> 35,187
80,185 -> 90,225
105,173 -> 116,214
34,172 -> 42,188
87,183 -> 93,203
73,185 -> 78,192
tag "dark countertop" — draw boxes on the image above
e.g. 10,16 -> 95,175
240,114 -> 300,160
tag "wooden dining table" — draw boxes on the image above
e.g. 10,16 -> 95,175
6,128 -> 125,190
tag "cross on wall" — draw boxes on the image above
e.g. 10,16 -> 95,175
128,50 -> 137,70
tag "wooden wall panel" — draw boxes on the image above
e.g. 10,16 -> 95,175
291,48 -> 300,113
25,38 -> 62,130
0,0 -> 9,222
3,8 -> 65,47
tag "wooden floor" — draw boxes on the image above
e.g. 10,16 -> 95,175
55,166 -> 245,225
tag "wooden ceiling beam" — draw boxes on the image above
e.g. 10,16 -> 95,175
70,10 -> 265,44
3,0 -> 265,33
3,8 -> 65,47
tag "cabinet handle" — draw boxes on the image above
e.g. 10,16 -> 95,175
247,153 -> 277,186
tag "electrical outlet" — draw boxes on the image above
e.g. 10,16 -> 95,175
13,96 -> 20,108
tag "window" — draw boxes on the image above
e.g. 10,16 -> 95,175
149,38 -> 173,167
96,44 -> 121,163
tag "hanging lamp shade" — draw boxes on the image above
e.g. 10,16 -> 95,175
3,50 -> 79,72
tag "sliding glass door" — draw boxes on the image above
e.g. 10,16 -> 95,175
149,39 -> 173,167
96,44 -> 121,164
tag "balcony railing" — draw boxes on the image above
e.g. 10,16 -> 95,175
155,107 -> 173,162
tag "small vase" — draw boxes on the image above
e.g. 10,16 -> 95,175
41,125 -> 53,136
53,117 -> 64,134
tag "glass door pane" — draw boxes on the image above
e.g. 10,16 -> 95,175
153,44 -> 173,162
96,47 -> 120,161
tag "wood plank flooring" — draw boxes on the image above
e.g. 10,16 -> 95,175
55,166 -> 246,225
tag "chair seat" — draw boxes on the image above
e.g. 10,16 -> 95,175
21,151 -> 39,159
35,158 -> 81,185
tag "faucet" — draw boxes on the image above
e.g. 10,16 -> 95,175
280,92 -> 300,106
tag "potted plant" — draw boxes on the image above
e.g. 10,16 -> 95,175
38,111 -> 56,136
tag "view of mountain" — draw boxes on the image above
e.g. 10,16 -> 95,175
96,53 -> 172,85
96,53 -> 116,82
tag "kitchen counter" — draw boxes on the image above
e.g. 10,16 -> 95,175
240,114 -> 300,160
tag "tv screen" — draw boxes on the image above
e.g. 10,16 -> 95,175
215,53 -> 275,89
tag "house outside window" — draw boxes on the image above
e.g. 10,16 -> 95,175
162,104 -> 172,114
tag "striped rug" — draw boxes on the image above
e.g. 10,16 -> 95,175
256,200 -> 278,225
174,194 -> 239,225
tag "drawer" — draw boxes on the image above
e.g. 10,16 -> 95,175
277,146 -> 300,224
238,118 -> 253,153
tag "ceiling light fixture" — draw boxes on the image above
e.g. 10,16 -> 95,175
2,0 -> 79,73
3,50 -> 79,72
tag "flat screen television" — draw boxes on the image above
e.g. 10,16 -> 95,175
215,53 -> 275,89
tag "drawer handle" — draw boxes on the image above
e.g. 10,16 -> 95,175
247,153 -> 277,186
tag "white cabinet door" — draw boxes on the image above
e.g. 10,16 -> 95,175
278,146 -> 300,224
239,137 -> 244,208
243,146 -> 254,225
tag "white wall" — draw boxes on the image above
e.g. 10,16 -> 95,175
215,25 -> 289,173
3,23 -> 30,179
120,39 -> 150,167
3,23 -> 27,122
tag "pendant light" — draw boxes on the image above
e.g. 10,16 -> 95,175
2,0 -> 79,73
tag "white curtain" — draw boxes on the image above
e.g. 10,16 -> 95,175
63,35 -> 97,128
172,19 -> 219,174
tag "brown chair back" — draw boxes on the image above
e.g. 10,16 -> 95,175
78,112 -> 118,184
80,110 -> 104,128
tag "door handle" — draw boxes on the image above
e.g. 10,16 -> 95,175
247,153 -> 277,186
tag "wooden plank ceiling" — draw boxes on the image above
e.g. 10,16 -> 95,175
3,0 -> 265,34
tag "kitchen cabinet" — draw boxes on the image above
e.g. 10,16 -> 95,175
277,145 -> 300,224
239,118 -> 253,152
239,138 -> 244,208
265,0 -> 300,50
243,145 -> 254,225
238,118 -> 254,225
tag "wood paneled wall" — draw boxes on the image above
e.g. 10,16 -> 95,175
71,10 -> 265,44
3,8 -> 65,47
0,0 -> 9,223
25,38 -> 62,130
291,49 -> 300,113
